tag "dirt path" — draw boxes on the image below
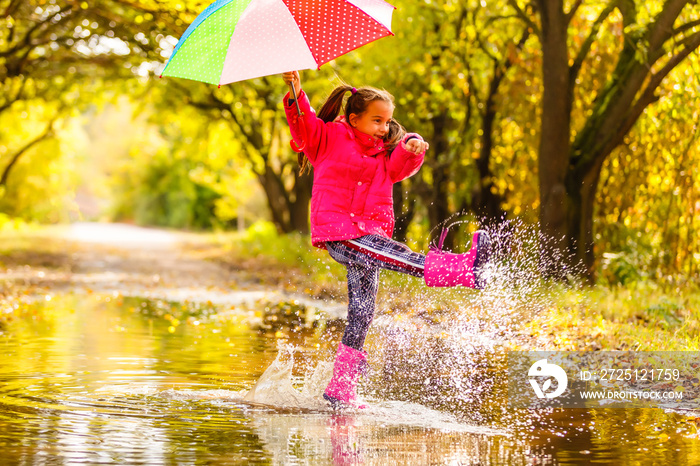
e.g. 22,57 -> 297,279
2,222 -> 236,289
0,222 -> 346,316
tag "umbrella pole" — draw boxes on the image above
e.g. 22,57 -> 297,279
289,83 -> 303,117
288,83 -> 306,152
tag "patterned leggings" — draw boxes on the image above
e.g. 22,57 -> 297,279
325,235 -> 426,350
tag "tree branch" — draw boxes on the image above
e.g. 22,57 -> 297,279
646,0 -> 688,52
673,30 -> 700,55
0,76 -> 28,114
673,19 -> 700,37
507,0 -> 540,37
109,0 -> 194,36
0,119 -> 56,187
178,84 -> 270,173
0,4 -> 75,59
615,30 -> 700,150
565,0 -> 584,24
3,0 -> 23,18
570,3 -> 617,85
475,33 -> 500,63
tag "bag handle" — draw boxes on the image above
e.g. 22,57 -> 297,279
430,224 -> 453,252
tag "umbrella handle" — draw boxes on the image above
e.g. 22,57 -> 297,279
289,84 -> 306,152
290,138 -> 306,152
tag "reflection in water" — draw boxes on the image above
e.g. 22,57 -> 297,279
329,415 -> 363,465
0,293 -> 699,465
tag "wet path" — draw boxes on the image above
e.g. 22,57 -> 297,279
2,223 -> 700,464
0,293 -> 279,464
0,294 -> 512,464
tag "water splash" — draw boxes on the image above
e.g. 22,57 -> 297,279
363,219 -> 583,423
96,340 -> 506,434
138,341 -> 333,410
243,341 -> 332,409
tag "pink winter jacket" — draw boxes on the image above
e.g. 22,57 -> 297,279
284,90 -> 425,248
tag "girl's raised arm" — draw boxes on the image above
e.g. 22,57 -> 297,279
281,71 -> 337,165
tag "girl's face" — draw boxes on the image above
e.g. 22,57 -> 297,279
348,100 -> 394,140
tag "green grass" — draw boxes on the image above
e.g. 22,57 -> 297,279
526,283 -> 700,351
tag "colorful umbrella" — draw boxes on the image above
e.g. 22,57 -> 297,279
160,0 -> 396,86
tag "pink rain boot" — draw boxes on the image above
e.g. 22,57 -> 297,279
425,230 -> 491,289
324,343 -> 369,409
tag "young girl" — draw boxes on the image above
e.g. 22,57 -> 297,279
281,71 -> 490,408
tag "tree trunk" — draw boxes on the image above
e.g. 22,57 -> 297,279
257,166 -> 292,233
473,63 -> 506,226
535,0 -> 700,282
427,112 -> 453,250
256,161 -> 312,235
473,32 -> 529,227
289,171 -> 312,234
563,167 -> 598,282
393,181 -> 416,243
536,0 -> 574,276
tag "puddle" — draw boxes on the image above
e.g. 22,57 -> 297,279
1,293 -> 699,464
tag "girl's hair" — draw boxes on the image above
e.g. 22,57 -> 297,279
298,84 -> 406,174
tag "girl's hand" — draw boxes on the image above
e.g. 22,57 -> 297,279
405,138 -> 429,154
282,71 -> 302,98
